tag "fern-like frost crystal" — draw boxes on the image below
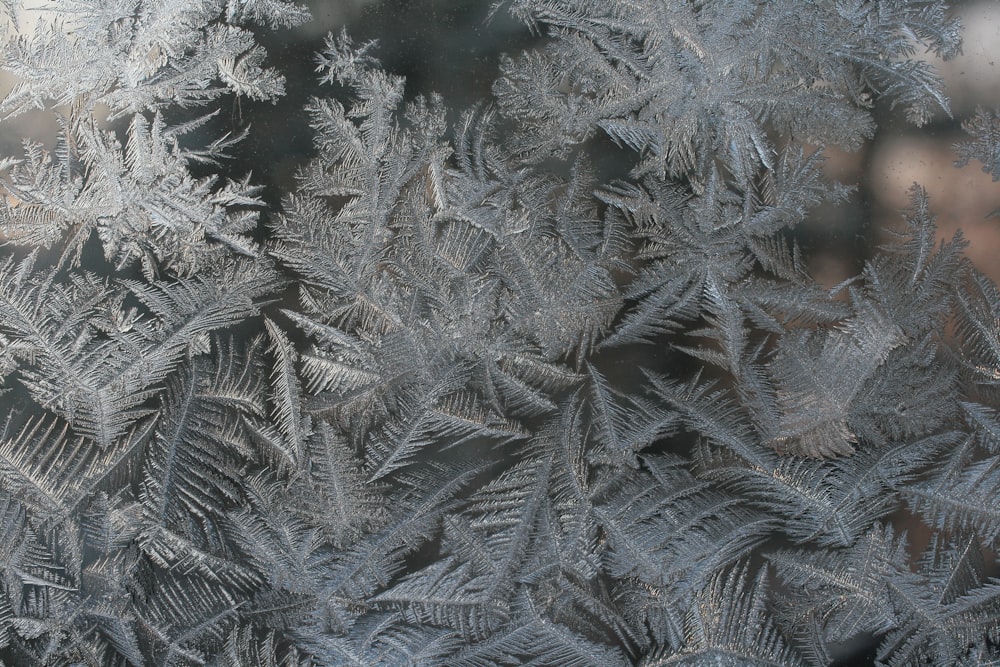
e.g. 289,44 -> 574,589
2,0 -> 999,665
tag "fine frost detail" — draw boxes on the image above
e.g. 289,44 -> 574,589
1,1 -> 998,665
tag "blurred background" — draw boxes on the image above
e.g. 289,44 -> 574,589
3,0 -> 1000,286
803,0 -> 1000,286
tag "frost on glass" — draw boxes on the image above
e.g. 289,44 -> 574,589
0,1 -> 998,665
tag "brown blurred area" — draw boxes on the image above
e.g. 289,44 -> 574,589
809,0 -> 1000,287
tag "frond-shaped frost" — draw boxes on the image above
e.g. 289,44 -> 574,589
215,627 -> 286,667
500,0 -> 958,183
594,455 -> 773,650
372,556 -> 508,639
224,0 -> 311,29
955,107 -> 1000,182
768,304 -> 905,457
0,2 -> 991,664
0,255 -> 156,447
0,1 -> 295,117
0,414 -> 150,518
300,612 -> 461,667
80,492 -> 143,554
0,494 -> 76,604
597,455 -> 772,585
903,453 -> 1000,543
449,590 -> 630,667
962,401 -> 1000,453
311,460 -> 483,633
300,420 -> 389,547
956,270 -> 1000,385
0,257 -> 272,449
645,371 -> 761,464
371,416 -> 610,652
640,564 -> 801,666
600,164 -> 843,350
138,573 -> 244,666
368,386 -> 529,480
768,523 -> 907,650
217,45 -> 286,101
226,472 -> 329,603
699,431 -> 954,547
262,318 -> 310,469
867,184 -> 968,336
0,111 -> 265,272
585,363 -> 674,466
878,534 -> 1000,666
138,340 -> 263,578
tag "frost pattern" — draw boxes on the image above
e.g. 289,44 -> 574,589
1,1 -> 998,666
